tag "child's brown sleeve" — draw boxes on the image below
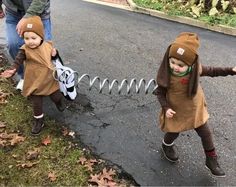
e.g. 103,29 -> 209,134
11,49 -> 26,70
155,86 -> 170,110
201,66 -> 236,77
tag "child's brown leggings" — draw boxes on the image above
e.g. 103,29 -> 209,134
29,90 -> 63,116
163,123 -> 214,151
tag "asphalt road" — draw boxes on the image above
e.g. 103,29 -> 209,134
1,0 -> 236,185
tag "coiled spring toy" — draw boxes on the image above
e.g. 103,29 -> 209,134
53,58 -> 158,95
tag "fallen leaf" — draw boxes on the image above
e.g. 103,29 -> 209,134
89,159 -> 98,163
0,132 -> 10,139
10,134 -> 25,145
106,180 -> 118,187
89,174 -> 107,186
78,157 -> 87,165
0,89 -> 12,104
88,168 -> 117,187
62,128 -> 69,136
98,159 -> 105,164
0,139 -> 7,146
16,161 -> 39,168
26,148 -> 40,160
0,121 -> 6,128
42,136 -> 51,146
48,171 -> 57,182
100,168 -> 116,181
12,154 -> 18,158
84,161 -> 94,172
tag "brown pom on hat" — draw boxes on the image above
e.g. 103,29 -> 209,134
169,32 -> 199,66
22,16 -> 44,39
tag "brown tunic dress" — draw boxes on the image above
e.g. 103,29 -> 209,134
157,65 -> 236,133
159,73 -> 209,132
18,41 -> 59,97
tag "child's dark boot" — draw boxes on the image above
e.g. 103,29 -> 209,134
162,140 -> 179,162
205,155 -> 225,177
31,116 -> 44,135
55,98 -> 66,112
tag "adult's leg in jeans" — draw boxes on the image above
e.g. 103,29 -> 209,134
42,18 -> 52,41
5,12 -> 24,78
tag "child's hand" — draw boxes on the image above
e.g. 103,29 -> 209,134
233,67 -> 236,72
0,69 -> 16,78
51,48 -> 57,57
166,108 -> 176,118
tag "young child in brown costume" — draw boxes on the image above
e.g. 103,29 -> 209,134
0,16 -> 65,135
155,32 -> 236,177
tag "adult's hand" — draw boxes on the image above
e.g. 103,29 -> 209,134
16,17 -> 28,37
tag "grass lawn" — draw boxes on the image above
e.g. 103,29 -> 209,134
0,50 -> 135,186
132,0 -> 236,27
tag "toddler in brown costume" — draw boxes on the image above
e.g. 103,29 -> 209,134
155,32 -> 236,177
0,16 -> 65,135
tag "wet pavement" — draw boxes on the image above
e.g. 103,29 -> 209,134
1,0 -> 236,185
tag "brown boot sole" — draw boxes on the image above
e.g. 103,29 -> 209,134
205,165 -> 226,178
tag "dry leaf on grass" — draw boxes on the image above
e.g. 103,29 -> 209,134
89,174 -> 107,186
89,168 -> 117,187
78,157 -> 99,172
62,127 -> 69,136
26,148 -> 40,160
0,88 -> 12,104
0,139 -> 7,146
10,134 -> 25,145
0,121 -> 6,128
41,135 -> 51,146
48,171 -> 57,182
16,161 -> 39,168
100,168 -> 116,181
78,156 -> 87,165
0,132 -> 25,146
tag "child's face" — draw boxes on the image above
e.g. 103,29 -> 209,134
169,57 -> 189,75
24,32 -> 42,49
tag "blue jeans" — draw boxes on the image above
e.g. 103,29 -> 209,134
5,12 -> 52,78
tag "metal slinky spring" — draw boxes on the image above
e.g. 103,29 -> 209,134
54,68 -> 158,95
77,73 -> 158,94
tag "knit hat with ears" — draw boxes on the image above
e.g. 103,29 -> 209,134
169,32 -> 199,66
156,32 -> 200,97
22,16 -> 44,40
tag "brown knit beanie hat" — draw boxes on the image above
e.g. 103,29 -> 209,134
169,32 -> 199,66
22,16 -> 44,39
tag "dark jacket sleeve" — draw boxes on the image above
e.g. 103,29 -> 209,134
201,66 -> 236,77
156,86 -> 171,110
11,49 -> 26,70
25,0 -> 48,17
